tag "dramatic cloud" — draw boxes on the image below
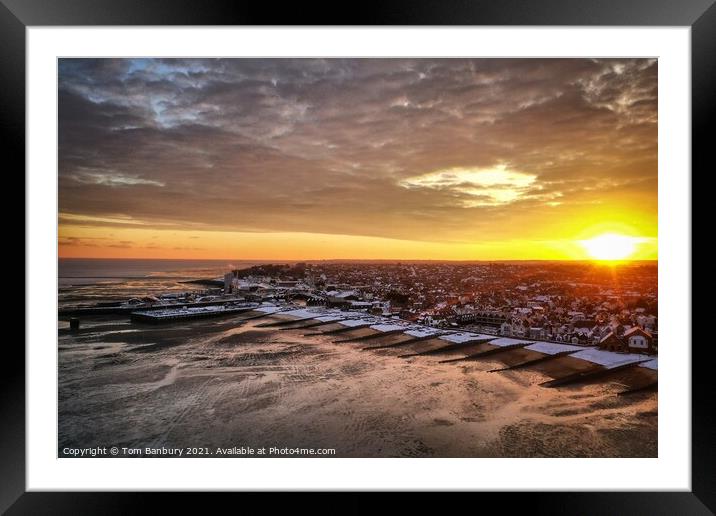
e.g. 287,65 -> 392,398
58,58 -> 657,258
400,165 -> 538,207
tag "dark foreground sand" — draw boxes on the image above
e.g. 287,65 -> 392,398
58,313 -> 657,457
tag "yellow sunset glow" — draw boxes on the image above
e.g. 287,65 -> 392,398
57,219 -> 658,262
57,59 -> 659,262
579,233 -> 641,261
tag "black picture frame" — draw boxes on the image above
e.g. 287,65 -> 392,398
3,0 -> 709,512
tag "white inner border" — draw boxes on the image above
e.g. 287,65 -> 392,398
27,27 -> 690,491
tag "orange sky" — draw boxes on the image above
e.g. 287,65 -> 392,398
58,58 -> 657,261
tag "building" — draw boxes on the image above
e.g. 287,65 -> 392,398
598,327 -> 656,355
500,321 -> 512,336
529,327 -> 546,340
598,331 -> 624,352
623,327 -> 656,354
223,272 -> 235,294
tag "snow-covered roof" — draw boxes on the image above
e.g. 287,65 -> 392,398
315,315 -> 345,322
524,342 -> 584,355
281,308 -> 321,318
404,328 -> 442,338
623,326 -> 653,338
370,323 -> 408,333
247,305 -> 659,375
486,337 -> 534,348
327,290 -> 359,298
569,348 -> 650,369
439,332 -> 493,344
639,358 -> 658,370
599,331 -> 617,343
255,305 -> 282,314
337,318 -> 374,327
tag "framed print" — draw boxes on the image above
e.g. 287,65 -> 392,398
5,0 -> 711,512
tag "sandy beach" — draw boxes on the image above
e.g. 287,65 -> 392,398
58,312 -> 657,458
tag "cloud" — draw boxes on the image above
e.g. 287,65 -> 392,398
58,58 -> 657,244
68,170 -> 165,187
400,165 -> 537,207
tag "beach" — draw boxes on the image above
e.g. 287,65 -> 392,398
58,312 -> 657,458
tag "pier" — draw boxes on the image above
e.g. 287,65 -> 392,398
60,297 -> 248,317
130,304 -> 257,323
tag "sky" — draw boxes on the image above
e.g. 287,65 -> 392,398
58,58 -> 658,260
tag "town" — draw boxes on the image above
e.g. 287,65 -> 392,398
219,261 -> 657,356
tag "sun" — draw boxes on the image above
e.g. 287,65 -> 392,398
579,233 -> 640,261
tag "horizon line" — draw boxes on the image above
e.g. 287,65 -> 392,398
58,256 -> 659,263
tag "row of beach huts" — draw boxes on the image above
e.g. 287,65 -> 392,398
123,302 -> 657,395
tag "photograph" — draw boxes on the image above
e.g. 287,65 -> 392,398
56,57 -> 660,459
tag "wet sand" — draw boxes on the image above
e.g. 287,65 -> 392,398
58,313 -> 657,457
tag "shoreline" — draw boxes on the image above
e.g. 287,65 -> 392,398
58,311 -> 657,458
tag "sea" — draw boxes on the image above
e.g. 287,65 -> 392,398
58,258 -> 278,308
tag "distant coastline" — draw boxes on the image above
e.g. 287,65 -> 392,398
59,257 -> 658,265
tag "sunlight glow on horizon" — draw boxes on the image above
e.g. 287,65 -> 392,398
58,224 -> 657,262
579,233 -> 644,261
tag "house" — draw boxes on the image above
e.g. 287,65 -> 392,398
598,331 -> 626,352
529,327 -> 546,340
623,327 -> 656,354
598,327 -> 656,355
500,321 -> 512,336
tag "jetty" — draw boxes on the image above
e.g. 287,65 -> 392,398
130,304 -> 258,323
60,296 -> 248,316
